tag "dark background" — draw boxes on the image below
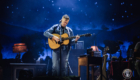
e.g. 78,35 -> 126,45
0,0 -> 140,59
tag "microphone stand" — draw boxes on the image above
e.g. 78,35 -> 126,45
58,21 -> 62,77
67,61 -> 73,76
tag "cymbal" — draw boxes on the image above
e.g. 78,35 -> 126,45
103,40 -> 120,54
98,46 -> 104,51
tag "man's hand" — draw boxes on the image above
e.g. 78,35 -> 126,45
52,36 -> 60,42
75,35 -> 80,42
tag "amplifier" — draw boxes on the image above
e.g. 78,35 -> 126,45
75,41 -> 84,49
87,48 -> 101,57
93,51 -> 101,57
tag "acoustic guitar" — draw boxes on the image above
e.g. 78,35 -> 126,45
48,33 -> 92,49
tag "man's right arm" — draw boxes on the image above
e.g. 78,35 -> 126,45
43,25 -> 56,38
43,25 -> 60,42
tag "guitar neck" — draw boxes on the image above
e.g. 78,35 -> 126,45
63,34 -> 86,40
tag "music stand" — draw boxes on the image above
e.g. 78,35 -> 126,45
13,43 -> 27,62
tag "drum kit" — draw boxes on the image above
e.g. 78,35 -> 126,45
99,40 -> 124,61
93,40 -> 125,80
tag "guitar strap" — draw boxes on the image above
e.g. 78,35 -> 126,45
66,27 -> 70,36
52,25 -> 58,33
53,24 -> 70,36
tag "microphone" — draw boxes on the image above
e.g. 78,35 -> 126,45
59,20 -> 62,23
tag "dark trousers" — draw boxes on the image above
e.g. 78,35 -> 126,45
52,48 -> 70,76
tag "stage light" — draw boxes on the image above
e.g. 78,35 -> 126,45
91,46 -> 99,52
13,43 -> 27,62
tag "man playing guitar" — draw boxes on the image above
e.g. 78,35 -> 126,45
43,14 -> 80,76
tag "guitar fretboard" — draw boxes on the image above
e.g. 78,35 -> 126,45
63,34 -> 88,40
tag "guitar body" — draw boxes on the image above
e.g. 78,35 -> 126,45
48,33 -> 69,49
48,33 -> 91,49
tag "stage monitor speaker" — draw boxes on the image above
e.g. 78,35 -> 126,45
32,76 -> 80,80
75,41 -> 84,49
18,69 -> 33,80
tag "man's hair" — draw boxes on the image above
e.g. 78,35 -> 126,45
62,14 -> 70,20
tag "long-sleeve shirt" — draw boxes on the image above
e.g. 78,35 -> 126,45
43,24 -> 76,50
